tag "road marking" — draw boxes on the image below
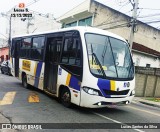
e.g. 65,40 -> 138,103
93,112 -> 144,132
0,92 -> 16,105
28,92 -> 40,103
127,106 -> 160,117
131,101 -> 139,104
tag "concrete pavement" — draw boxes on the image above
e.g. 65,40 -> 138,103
133,97 -> 160,108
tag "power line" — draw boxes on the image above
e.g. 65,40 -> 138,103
26,0 -> 41,7
118,1 -> 130,11
136,31 -> 160,40
140,18 -> 160,22
145,20 -> 160,24
0,33 -> 8,39
94,0 -> 131,29
102,22 -> 130,30
138,13 -> 160,18
94,19 -> 127,27
29,9 -> 56,20
6,0 -> 41,14
156,25 -> 160,29
139,8 -> 160,11
115,0 -> 129,6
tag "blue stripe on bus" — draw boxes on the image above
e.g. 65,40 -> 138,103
69,76 -> 80,91
34,62 -> 43,88
97,79 -> 110,97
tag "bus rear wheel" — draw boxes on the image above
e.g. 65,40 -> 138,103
22,74 -> 28,88
1,70 -> 4,74
60,88 -> 71,107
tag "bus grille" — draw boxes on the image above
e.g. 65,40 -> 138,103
103,89 -> 129,96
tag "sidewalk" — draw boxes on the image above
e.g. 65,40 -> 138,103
133,97 -> 160,108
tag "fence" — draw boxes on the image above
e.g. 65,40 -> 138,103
135,66 -> 160,97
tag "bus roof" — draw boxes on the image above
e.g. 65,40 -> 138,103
12,26 -> 126,42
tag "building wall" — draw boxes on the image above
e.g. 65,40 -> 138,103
0,47 -> 9,62
90,1 -> 160,52
58,0 -> 160,68
135,74 -> 160,97
132,52 -> 160,68
6,12 -> 61,37
0,38 -> 7,47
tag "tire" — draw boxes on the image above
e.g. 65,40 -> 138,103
22,74 -> 28,88
8,69 -> 12,76
1,69 -> 4,74
60,88 -> 71,107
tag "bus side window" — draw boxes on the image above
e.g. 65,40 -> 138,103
31,36 -> 45,60
20,38 -> 31,58
61,38 -> 81,66
61,36 -> 82,77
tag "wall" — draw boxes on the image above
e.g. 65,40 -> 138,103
90,0 -> 160,52
135,67 -> 160,97
0,38 -> 7,47
0,47 -> 9,62
135,74 -> 160,97
132,52 -> 160,68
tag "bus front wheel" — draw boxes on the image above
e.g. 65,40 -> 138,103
22,74 -> 28,88
60,88 -> 71,107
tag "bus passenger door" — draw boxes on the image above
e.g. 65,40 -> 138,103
44,37 -> 62,93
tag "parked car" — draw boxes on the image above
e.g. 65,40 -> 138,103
0,60 -> 12,75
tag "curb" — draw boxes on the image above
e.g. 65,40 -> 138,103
139,101 -> 160,108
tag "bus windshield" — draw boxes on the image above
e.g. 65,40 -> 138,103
85,33 -> 134,80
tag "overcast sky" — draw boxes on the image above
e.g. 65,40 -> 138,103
0,0 -> 160,38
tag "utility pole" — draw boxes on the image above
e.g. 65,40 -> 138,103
26,17 -> 34,34
129,0 -> 139,52
8,15 -> 12,46
27,18 -> 29,34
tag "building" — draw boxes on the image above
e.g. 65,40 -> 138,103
0,38 -> 7,47
0,38 -> 8,63
0,46 -> 9,62
9,13 -> 61,36
4,7 -> 61,37
1,5 -> 61,63
58,0 -> 160,68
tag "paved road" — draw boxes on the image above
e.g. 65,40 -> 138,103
0,73 -> 160,132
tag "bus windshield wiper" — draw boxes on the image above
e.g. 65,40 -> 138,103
123,46 -> 134,78
101,38 -> 109,65
90,44 -> 106,78
102,45 -> 107,65
108,37 -> 118,78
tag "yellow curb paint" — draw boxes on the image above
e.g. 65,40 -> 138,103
0,92 -> 16,105
28,92 -> 40,103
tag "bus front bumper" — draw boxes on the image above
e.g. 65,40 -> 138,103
80,89 -> 134,108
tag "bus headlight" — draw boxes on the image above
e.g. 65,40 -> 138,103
82,87 -> 102,96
